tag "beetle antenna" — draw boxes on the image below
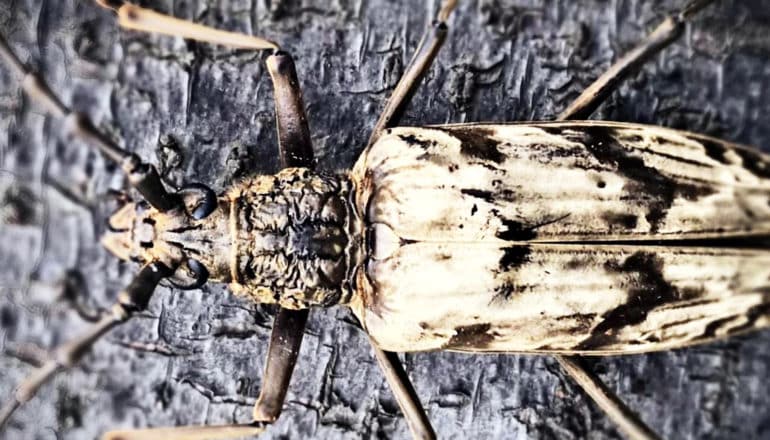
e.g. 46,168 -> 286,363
438,0 -> 458,22
94,0 -> 279,51
0,35 -> 182,212
0,262 -> 172,430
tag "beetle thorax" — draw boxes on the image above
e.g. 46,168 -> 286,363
228,168 -> 356,309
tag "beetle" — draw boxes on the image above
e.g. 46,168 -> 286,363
1,0 -> 768,438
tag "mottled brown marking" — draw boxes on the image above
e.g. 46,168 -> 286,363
601,212 -> 639,230
557,313 -> 598,322
444,323 -> 494,349
733,147 -> 770,179
496,218 -> 537,241
499,246 -> 532,271
490,283 -> 515,304
556,313 -> 598,335
564,257 -> 589,270
460,188 -> 495,203
700,137 -> 731,165
543,126 -> 716,232
496,213 -> 570,242
730,303 -> 770,334
578,252 -> 678,350
398,133 -> 431,149
680,286 -> 706,301
442,127 -> 505,163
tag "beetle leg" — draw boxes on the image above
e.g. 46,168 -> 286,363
557,0 -> 718,120
102,423 -> 268,440
555,356 -> 661,440
0,35 -> 181,212
252,308 -> 309,422
94,0 -> 278,51
266,52 -> 315,169
100,310 -> 307,439
366,0 -> 458,147
372,343 -> 436,440
0,262 -> 172,431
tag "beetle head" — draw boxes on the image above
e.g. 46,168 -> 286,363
102,187 -> 233,289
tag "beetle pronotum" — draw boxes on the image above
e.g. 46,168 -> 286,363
1,0 -> 768,438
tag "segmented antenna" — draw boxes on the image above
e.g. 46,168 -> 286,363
0,35 -> 182,212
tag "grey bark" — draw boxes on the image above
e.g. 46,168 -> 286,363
1,0 -> 769,439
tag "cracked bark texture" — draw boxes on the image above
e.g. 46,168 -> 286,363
1,0 -> 770,439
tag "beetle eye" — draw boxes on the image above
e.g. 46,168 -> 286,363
168,258 -> 209,290
178,183 -> 218,220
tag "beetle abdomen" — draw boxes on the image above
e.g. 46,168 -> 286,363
350,123 -> 770,354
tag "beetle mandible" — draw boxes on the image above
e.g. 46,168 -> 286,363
1,0 -> 768,440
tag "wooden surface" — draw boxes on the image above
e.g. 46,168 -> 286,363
1,0 -> 769,438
